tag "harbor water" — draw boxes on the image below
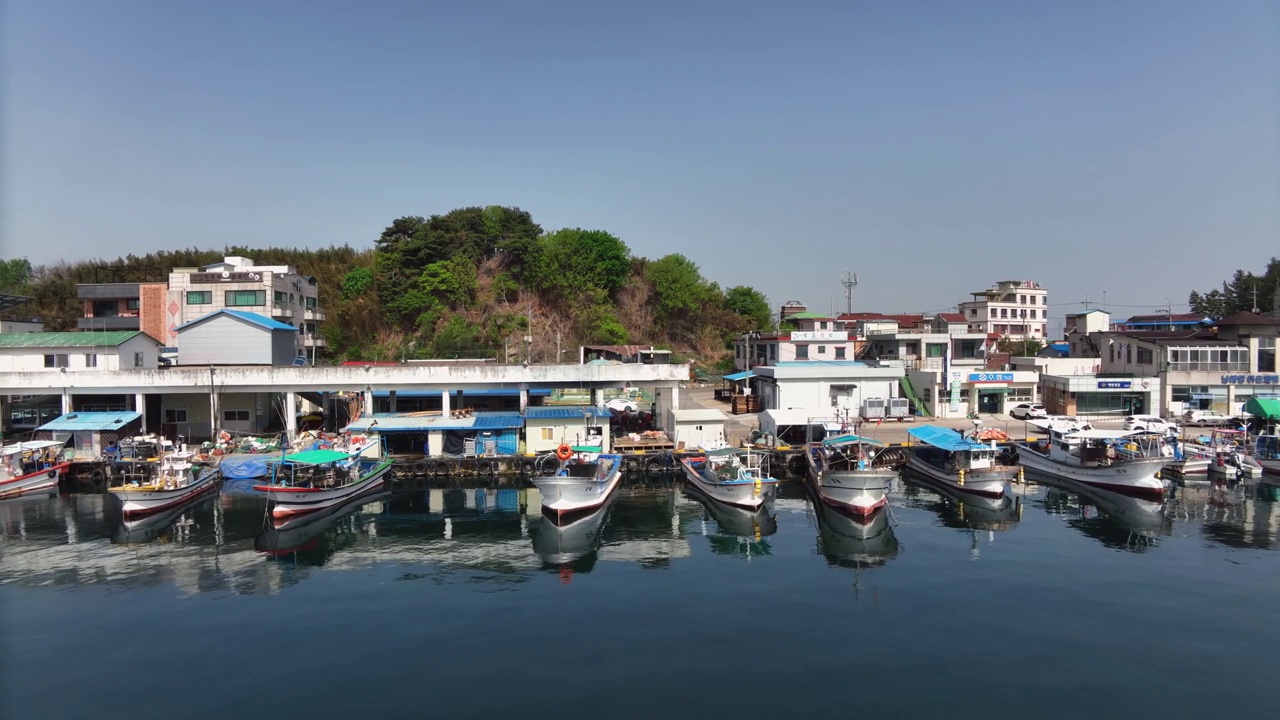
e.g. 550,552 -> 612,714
2,475 -> 1278,718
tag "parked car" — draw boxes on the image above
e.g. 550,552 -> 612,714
1009,403 -> 1048,420
604,398 -> 639,413
1182,410 -> 1235,427
1123,415 -> 1179,433
1034,415 -> 1093,434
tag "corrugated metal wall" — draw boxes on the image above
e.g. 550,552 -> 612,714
178,317 -> 273,365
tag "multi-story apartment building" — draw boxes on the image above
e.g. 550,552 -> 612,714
164,257 -> 325,359
958,280 -> 1048,339
75,282 -> 169,342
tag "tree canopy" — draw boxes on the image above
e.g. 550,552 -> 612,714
1188,258 -> 1280,318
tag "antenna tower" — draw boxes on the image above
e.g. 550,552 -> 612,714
841,270 -> 859,314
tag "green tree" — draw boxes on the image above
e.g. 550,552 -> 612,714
996,337 -> 1045,355
430,316 -> 492,358
724,285 -> 772,331
0,258 -> 33,292
1189,258 -> 1280,317
528,228 -> 631,299
646,254 -> 714,323
341,267 -> 374,299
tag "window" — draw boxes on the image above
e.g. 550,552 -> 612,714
126,299 -> 140,311
223,409 -> 251,422
1000,308 -> 1008,319
540,428 -> 554,441
85,353 -> 98,368
134,352 -> 144,367
226,290 -> 266,307
274,290 -> 287,306
927,343 -> 945,357
989,309 -> 996,318
43,354 -> 69,368
1020,295 -> 1026,304
164,409 -> 188,423
835,347 -> 846,360
1137,347 -> 1153,365
1260,338 -> 1276,373
819,321 -> 828,330
796,345 -> 809,360
817,345 -> 827,355
1126,344 -> 1132,364
186,291 -> 212,305
305,296 -> 318,308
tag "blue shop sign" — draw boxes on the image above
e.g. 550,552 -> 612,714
1220,374 -> 1279,385
1097,380 -> 1132,389
969,372 -> 1014,382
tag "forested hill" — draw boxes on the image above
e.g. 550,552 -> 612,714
0,206 -> 773,365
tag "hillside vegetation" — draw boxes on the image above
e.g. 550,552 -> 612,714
0,206 -> 773,366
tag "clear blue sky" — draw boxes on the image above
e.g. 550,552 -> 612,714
3,0 -> 1277,331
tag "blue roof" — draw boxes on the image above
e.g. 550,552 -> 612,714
907,425 -> 989,452
471,413 -> 525,429
38,411 -> 143,432
175,309 -> 297,333
372,389 -> 552,398
823,434 -> 886,447
524,406 -> 613,420
722,370 -> 755,382
1048,342 -> 1069,353
774,361 -> 867,367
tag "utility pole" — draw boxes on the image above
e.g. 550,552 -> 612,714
1253,286 -> 1259,314
555,330 -> 562,364
841,270 -> 858,315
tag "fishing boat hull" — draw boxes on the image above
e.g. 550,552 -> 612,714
110,468 -> 222,517
814,502 -> 899,565
255,462 -> 393,519
905,455 -> 1011,498
1260,458 -> 1280,479
1207,456 -> 1264,479
531,465 -> 623,519
810,468 -> 897,518
531,495 -> 617,564
257,487 -> 389,554
1016,445 -> 1165,499
0,462 -> 69,500
679,461 -> 776,509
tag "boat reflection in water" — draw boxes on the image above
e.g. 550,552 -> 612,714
1170,481 -> 1280,551
255,487 -> 390,561
1033,470 -> 1171,551
901,468 -> 1020,560
112,496 -> 213,545
529,493 -> 617,571
813,501 -> 899,568
684,490 -> 777,558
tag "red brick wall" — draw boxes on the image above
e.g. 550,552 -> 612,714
139,283 -> 169,344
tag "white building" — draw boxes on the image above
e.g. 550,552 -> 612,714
908,368 -> 1040,418
751,361 -> 904,416
0,331 -> 161,372
958,280 -> 1049,339
732,313 -> 859,371
163,256 -> 324,359
174,309 -> 300,366
523,406 -> 612,453
861,314 -> 990,372
667,408 -> 729,450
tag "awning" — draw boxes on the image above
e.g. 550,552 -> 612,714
976,387 -> 1012,395
722,370 -> 755,382
908,425 -> 988,452
1244,397 -> 1280,420
1188,393 -> 1217,400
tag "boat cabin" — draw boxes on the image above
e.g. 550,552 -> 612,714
1,440 -> 67,478
1045,428 -> 1164,466
818,434 -> 887,471
266,448 -> 368,489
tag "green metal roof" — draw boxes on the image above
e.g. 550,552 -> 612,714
276,449 -> 358,465
0,331 -> 146,348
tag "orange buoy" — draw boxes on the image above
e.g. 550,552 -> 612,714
555,444 -> 573,461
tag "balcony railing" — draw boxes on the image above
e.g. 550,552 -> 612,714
271,305 -> 294,318
77,316 -> 141,330
303,308 -> 325,321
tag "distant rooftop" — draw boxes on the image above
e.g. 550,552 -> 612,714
175,309 -> 296,333
38,411 -> 143,432
0,331 -> 148,348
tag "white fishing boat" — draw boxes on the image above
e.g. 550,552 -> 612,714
1016,427 -> 1167,499
108,450 -> 222,518
680,447 -> 777,509
253,441 -> 393,520
906,425 -> 1017,498
0,440 -> 71,500
1243,399 -> 1280,479
530,448 -> 623,519
806,432 -> 904,518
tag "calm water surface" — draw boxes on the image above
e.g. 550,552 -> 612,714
2,475 -> 1278,719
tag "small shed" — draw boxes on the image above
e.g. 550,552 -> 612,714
174,309 -> 298,365
524,406 -> 612,453
669,408 -> 730,450
36,411 -> 144,461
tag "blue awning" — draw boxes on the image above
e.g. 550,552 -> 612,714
723,371 -> 755,382
823,434 -> 886,447
908,425 -> 989,452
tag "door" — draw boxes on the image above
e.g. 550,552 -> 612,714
979,392 -> 1001,414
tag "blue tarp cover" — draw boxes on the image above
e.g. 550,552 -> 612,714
908,425 -> 989,452
823,434 -> 887,447
220,456 -> 270,480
